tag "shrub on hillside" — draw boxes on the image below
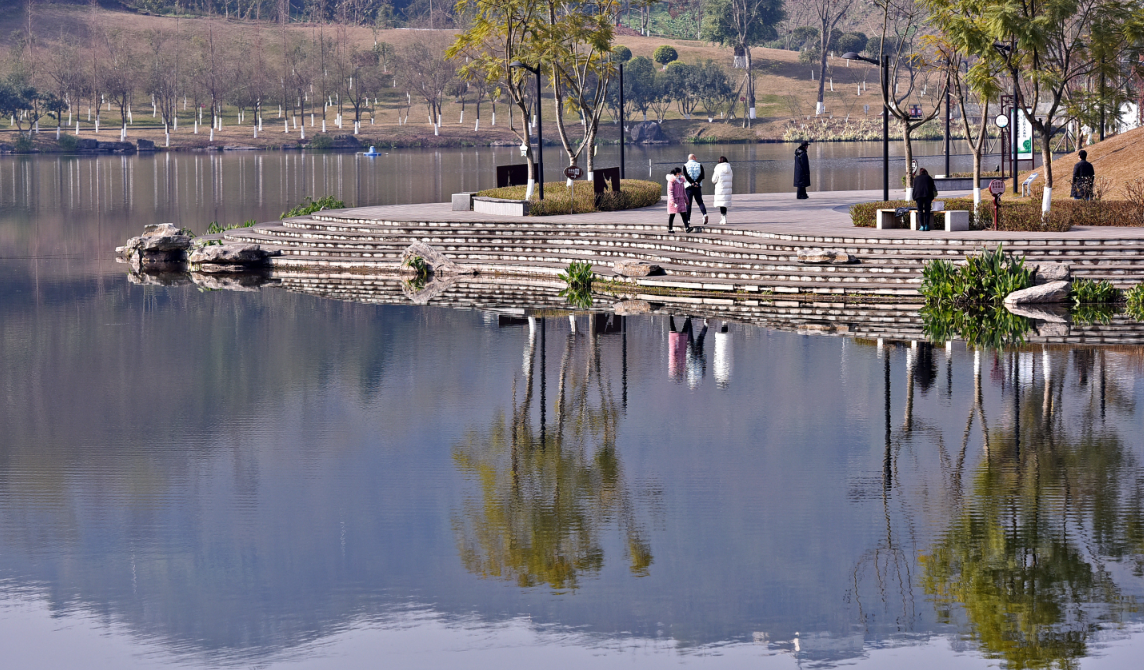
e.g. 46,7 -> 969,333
653,46 -> 678,68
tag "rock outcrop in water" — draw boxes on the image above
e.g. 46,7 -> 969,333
189,243 -> 273,273
117,223 -> 194,271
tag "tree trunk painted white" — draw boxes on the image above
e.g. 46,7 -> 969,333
525,179 -> 535,200
210,128 -> 214,141
1042,187 -> 1053,214
492,112 -> 496,126
474,119 -> 480,131
459,111 -> 464,124
322,120 -> 326,133
973,187 -> 981,208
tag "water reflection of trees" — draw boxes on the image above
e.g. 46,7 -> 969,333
920,348 -> 1144,669
452,316 -> 652,591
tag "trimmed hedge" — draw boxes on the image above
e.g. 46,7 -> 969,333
478,179 -> 661,216
850,198 -> 1071,232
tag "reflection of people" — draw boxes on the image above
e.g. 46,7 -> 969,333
668,316 -> 690,382
794,141 -> 811,199
666,167 -> 691,233
712,156 -> 733,225
686,319 -> 709,389
713,324 -> 732,388
683,154 -> 708,225
1071,149 -> 1095,200
913,168 -> 937,232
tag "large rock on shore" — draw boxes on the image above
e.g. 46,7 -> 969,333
614,260 -> 661,277
1003,280 -> 1071,305
117,223 -> 193,271
1031,262 -> 1071,285
189,243 -> 271,266
629,121 -> 669,144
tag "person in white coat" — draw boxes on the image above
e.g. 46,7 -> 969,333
711,156 -> 733,224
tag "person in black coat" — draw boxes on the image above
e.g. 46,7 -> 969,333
912,168 -> 937,231
1071,149 -> 1095,200
794,141 -> 811,199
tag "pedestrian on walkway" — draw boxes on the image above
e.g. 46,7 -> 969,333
712,156 -> 733,224
666,167 -> 691,233
1071,149 -> 1095,200
683,153 -> 709,225
913,168 -> 937,231
794,141 -> 811,199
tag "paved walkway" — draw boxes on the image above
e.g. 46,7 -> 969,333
336,189 -> 1144,241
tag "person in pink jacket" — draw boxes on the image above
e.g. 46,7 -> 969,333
666,167 -> 691,233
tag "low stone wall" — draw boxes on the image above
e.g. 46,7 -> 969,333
472,196 -> 529,217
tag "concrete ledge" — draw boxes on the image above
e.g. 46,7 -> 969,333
473,196 -> 529,217
452,192 -> 475,212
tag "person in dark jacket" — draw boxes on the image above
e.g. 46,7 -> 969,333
794,141 -> 811,199
1071,149 -> 1095,200
912,168 -> 937,231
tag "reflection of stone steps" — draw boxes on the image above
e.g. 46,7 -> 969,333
270,270 -> 1144,347
223,211 -> 1144,297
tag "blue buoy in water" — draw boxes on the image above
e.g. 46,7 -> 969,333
363,146 -> 381,157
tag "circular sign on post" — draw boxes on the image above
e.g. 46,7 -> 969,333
564,166 -> 584,180
989,179 -> 1006,196
740,96 -> 746,102
994,114 -> 1009,129
910,159 -> 918,174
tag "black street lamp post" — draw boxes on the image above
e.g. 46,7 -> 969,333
510,60 -> 544,199
993,42 -> 1020,195
843,52 -> 890,202
619,63 -> 625,179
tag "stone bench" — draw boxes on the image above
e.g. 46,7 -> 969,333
876,203 -> 968,231
452,192 -> 475,212
472,196 -> 530,217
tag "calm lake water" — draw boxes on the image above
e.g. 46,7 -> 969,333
2,144 -> 1142,669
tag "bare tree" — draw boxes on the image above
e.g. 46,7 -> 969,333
810,0 -> 854,115
397,40 -> 457,135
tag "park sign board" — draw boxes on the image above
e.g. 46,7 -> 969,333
1016,110 -> 1033,160
989,179 -> 1006,196
564,166 -> 584,180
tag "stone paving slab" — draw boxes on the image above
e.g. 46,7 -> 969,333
329,189 -> 1144,241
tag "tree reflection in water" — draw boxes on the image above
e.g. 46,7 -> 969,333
452,316 -> 652,591
921,347 -> 1144,669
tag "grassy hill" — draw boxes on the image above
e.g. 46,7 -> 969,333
1017,125 -> 1144,201
0,5 -> 912,148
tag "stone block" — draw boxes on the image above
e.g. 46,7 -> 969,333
452,192 -> 474,211
875,209 -> 901,229
136,138 -> 157,151
1031,262 -> 1071,285
614,260 -> 661,277
1003,280 -> 1071,305
797,248 -> 856,264
473,197 -> 529,217
943,210 -> 970,231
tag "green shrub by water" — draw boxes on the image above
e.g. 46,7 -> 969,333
477,179 -> 660,216
281,195 -> 346,219
57,134 -> 78,151
1070,278 -> 1120,305
920,244 -> 1031,308
307,134 -> 335,150
1125,284 -> 1144,320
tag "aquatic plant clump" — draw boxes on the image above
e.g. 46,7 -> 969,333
919,245 -> 1032,308
1070,278 -> 1120,305
281,196 -> 346,219
558,261 -> 594,309
1126,284 -> 1144,320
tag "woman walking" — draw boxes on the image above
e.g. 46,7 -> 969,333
666,167 -> 691,233
913,168 -> 937,231
794,141 -> 811,199
711,156 -> 733,224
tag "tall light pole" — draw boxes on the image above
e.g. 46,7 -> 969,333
510,60 -> 544,199
993,42 -> 1020,195
843,52 -> 890,202
619,62 -> 625,179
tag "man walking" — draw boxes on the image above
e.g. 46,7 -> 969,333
794,141 -> 811,199
1071,149 -> 1095,200
683,154 -> 709,225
